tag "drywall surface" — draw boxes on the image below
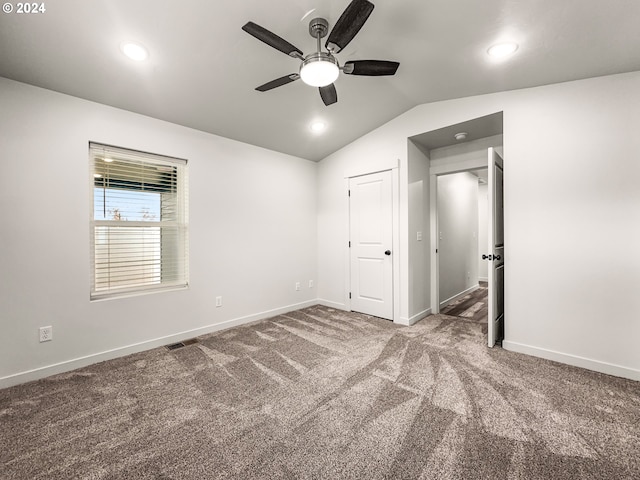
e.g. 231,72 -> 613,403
430,135 -> 504,170
316,143 -> 401,314
407,140 -> 430,321
317,71 -> 640,380
0,78 -> 318,386
437,173 -> 479,304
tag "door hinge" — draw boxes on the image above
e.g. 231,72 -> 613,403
348,241 -> 351,248
349,292 -> 352,299
348,190 -> 351,197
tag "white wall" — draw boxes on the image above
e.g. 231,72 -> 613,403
437,173 -> 479,305
0,78 -> 318,387
478,183 -> 488,281
3,71 -> 640,386
318,71 -> 640,381
407,140 -> 430,321
316,144 -> 402,313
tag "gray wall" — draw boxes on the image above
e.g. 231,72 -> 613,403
0,77 -> 318,387
318,71 -> 640,380
407,140 -> 431,320
2,70 -> 639,386
437,172 -> 479,305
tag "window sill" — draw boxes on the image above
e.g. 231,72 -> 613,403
90,284 -> 189,302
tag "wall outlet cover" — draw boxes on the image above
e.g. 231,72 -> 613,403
39,326 -> 53,342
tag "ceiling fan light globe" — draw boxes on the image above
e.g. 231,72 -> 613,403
300,53 -> 339,87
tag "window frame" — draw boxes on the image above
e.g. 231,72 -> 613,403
89,142 -> 189,300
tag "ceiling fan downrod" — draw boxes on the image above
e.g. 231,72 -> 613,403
309,17 -> 329,47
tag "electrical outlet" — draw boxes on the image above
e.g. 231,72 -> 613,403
295,282 -> 300,291
215,296 -> 223,307
39,326 -> 53,343
308,280 -> 314,288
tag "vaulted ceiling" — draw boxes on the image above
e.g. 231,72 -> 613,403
1,0 -> 639,161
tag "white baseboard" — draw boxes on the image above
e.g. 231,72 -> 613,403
439,284 -> 479,309
396,308 -> 432,326
411,308 -> 432,325
319,299 -> 429,327
316,298 -> 347,311
502,340 -> 640,382
0,299 -> 318,390
478,276 -> 488,282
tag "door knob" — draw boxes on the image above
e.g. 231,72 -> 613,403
384,250 -> 391,256
494,254 -> 502,261
482,254 -> 492,260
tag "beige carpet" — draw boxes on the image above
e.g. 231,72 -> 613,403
1,305 -> 639,479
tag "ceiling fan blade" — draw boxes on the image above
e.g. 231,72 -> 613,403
242,22 -> 303,58
319,84 -> 338,106
343,60 -> 400,76
256,74 -> 300,92
325,0 -> 374,54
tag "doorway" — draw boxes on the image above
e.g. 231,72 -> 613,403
435,170 -> 484,311
430,148 -> 504,347
408,112 -> 505,346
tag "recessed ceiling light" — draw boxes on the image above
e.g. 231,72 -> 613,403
487,42 -> 518,58
121,42 -> 149,61
310,121 -> 326,133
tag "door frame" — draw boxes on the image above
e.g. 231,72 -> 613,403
344,165 -> 400,323
429,155 -> 494,315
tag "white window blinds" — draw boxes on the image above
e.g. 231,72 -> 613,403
89,143 -> 189,299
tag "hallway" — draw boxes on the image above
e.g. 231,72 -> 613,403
441,282 -> 488,323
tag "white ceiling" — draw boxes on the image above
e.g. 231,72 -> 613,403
1,0 -> 639,161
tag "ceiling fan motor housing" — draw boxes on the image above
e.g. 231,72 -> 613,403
309,17 -> 329,39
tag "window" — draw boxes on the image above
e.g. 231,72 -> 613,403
89,143 -> 189,299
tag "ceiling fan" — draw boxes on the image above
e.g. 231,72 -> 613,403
242,0 -> 399,106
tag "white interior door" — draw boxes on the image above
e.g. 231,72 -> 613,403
349,171 -> 393,320
487,148 -> 504,347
